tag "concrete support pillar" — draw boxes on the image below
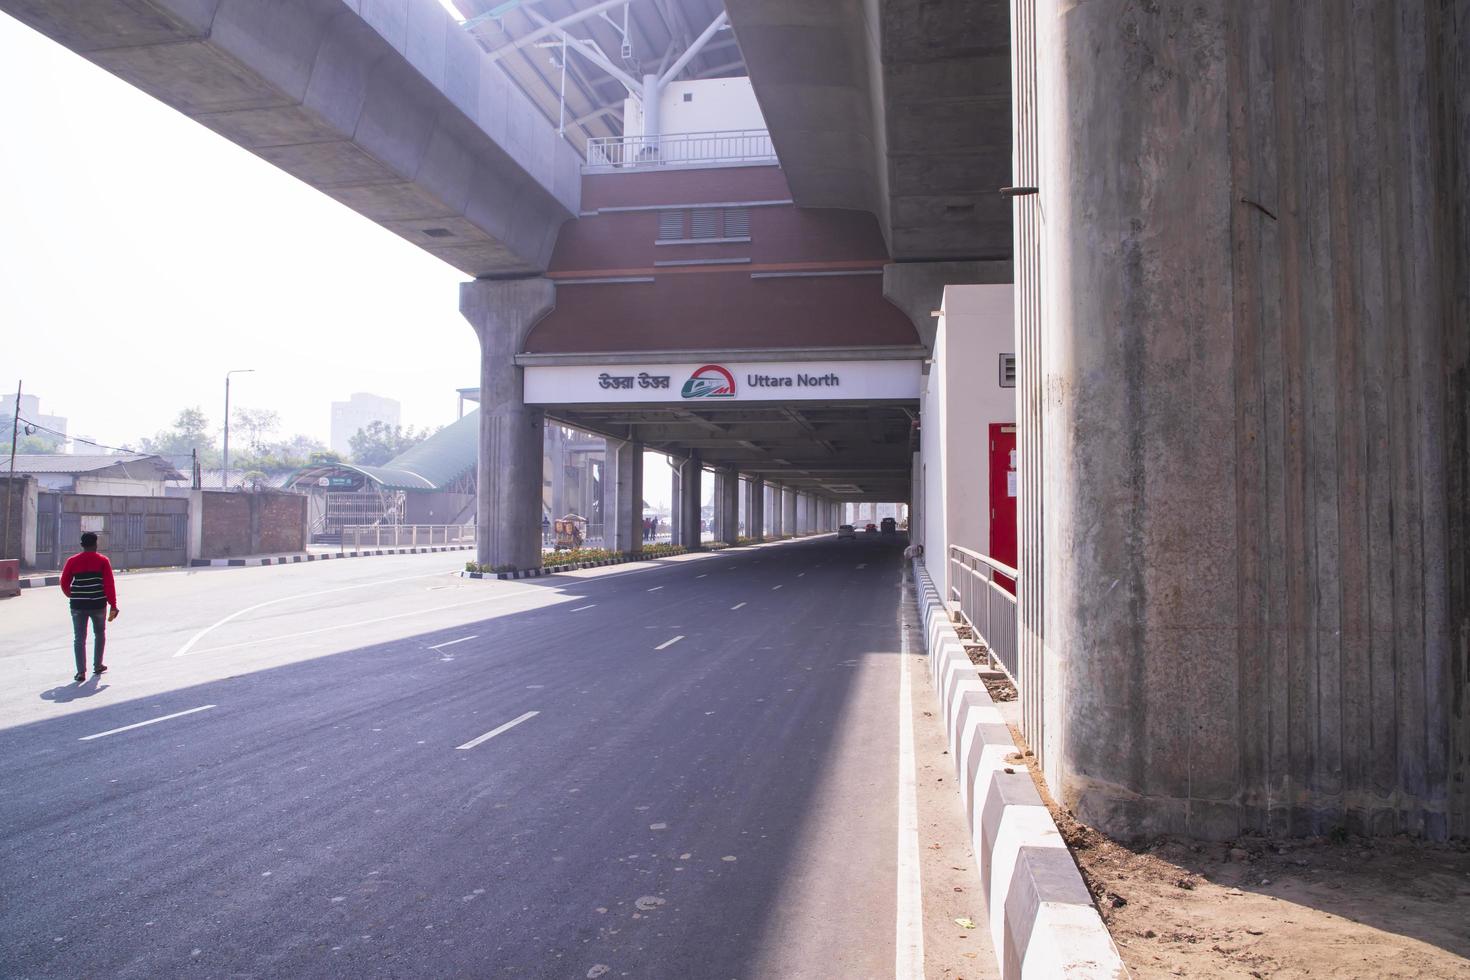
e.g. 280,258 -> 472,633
767,483 -> 781,536
710,470 -> 726,542
669,461 -> 682,546
749,478 -> 765,540
461,278 -> 555,570
1025,0 -> 1469,840
611,439 -> 643,555
720,467 -> 739,546
679,454 -> 702,548
782,488 -> 797,537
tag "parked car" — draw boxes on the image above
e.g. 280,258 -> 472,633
837,524 -> 856,540
880,517 -> 897,534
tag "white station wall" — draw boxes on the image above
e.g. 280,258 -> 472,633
623,77 -> 767,136
920,284 -> 1015,598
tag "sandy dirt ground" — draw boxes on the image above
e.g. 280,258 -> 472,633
996,708 -> 1470,978
959,640 -> 1470,979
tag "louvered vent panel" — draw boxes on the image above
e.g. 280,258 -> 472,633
723,207 -> 750,237
691,208 -> 721,239
658,210 -> 685,240
999,353 -> 1017,388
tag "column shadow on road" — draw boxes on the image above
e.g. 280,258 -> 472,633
1,536 -> 912,980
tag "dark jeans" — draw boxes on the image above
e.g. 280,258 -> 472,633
71,608 -> 106,674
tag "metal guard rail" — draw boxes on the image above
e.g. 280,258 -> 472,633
947,545 -> 1020,684
584,129 -> 776,171
340,524 -> 476,549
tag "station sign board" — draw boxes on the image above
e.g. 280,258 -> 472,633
524,359 -> 921,405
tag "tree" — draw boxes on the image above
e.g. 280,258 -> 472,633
0,431 -> 56,455
138,407 -> 220,467
233,433 -> 329,475
231,407 -> 280,454
349,421 -> 439,466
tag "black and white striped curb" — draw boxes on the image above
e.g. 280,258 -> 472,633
462,549 -> 692,580
912,559 -> 1128,980
190,545 -> 475,568
15,545 -> 476,588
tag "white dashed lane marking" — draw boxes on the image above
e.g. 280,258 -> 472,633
456,711 -> 539,750
654,635 -> 685,651
730,602 -> 747,610
79,705 -> 217,742
647,586 -> 664,592
571,604 -> 597,612
428,635 -> 477,650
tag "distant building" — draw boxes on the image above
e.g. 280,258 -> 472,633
1,393 -> 68,452
329,392 -> 400,456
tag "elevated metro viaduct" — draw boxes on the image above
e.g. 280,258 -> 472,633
9,0 -> 1465,847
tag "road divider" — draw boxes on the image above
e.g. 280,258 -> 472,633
910,559 -> 1127,979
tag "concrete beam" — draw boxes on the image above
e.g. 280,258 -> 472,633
3,0 -> 581,276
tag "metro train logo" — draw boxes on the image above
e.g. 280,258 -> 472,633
680,364 -> 737,399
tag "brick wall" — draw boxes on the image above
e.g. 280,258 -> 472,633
198,490 -> 307,558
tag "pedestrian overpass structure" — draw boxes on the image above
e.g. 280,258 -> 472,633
9,0 -> 1465,847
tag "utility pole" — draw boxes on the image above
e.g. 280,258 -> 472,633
2,379 -> 20,560
222,368 -> 254,490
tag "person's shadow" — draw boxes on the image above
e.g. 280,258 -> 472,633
40,676 -> 110,703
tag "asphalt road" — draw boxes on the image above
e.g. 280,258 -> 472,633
0,537 -> 997,979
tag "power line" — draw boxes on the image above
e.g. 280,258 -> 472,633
8,416 -> 142,456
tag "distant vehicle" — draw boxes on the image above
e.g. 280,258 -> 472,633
880,517 -> 897,534
865,523 -> 878,534
837,524 -> 856,541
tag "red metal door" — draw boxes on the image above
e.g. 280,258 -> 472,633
988,423 -> 1018,594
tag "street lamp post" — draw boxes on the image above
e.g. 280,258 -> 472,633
222,369 -> 254,489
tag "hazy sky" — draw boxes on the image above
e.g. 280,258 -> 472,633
0,12 -> 478,452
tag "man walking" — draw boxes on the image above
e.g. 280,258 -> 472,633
60,531 -> 118,683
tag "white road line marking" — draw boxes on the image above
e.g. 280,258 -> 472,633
730,602 -> 746,610
797,572 -> 805,577
654,635 -> 685,650
696,574 -> 708,579
896,619 -> 924,977
456,711 -> 539,750
856,563 -> 868,569
571,604 -> 597,612
172,571 -> 457,657
183,590 -> 538,657
647,586 -> 664,592
771,584 -> 783,590
79,705 -> 216,742
428,635 -> 478,650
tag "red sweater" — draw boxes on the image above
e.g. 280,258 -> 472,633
61,551 -> 117,610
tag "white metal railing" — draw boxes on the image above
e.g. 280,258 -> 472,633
584,129 -> 776,172
340,524 -> 476,549
948,545 -> 1019,682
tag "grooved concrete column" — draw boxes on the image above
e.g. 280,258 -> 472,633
767,483 -> 781,536
461,278 -> 555,570
710,470 -> 726,541
611,439 -> 643,555
782,488 -> 797,537
1031,0 -> 1469,839
749,478 -> 765,540
720,468 -> 739,545
679,454 -> 702,548
669,461 -> 682,546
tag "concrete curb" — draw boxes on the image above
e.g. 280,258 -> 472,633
911,559 -> 1128,980
15,544 -> 477,589
188,545 -> 476,568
